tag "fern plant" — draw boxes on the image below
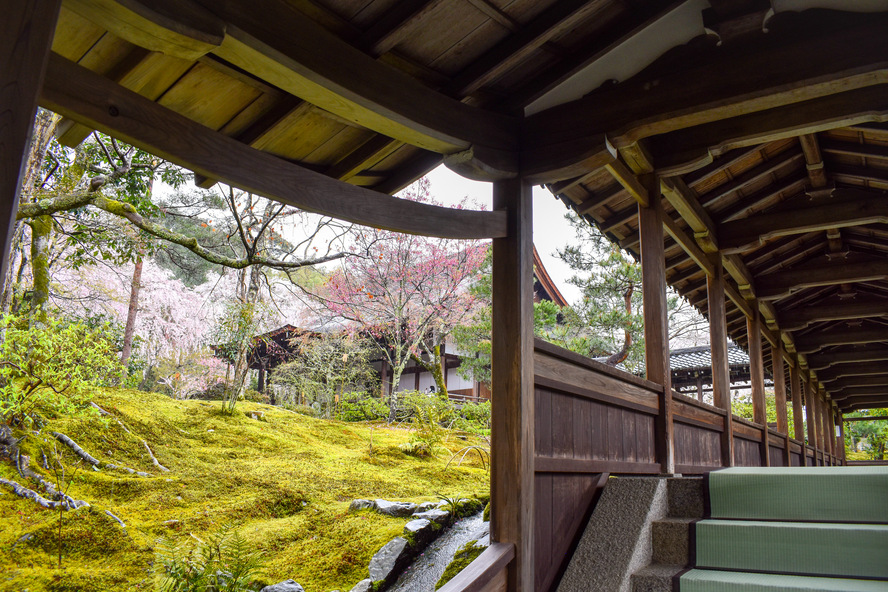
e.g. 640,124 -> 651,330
155,525 -> 264,592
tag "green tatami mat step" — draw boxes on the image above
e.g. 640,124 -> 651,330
695,520 -> 888,579
679,570 -> 888,592
707,467 -> 888,523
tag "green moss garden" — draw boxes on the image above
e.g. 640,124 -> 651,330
0,387 -> 489,591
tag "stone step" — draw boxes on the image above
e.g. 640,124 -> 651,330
631,563 -> 685,592
667,477 -> 704,519
651,518 -> 695,566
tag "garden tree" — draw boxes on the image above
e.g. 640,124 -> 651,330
7,112 -> 351,323
308,179 -> 486,413
272,332 -> 379,416
844,412 -> 887,460
558,212 -> 707,373
453,250 -> 589,387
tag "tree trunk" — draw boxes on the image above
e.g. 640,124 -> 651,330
3,110 -> 58,313
411,344 -> 448,397
28,215 -> 52,315
120,258 -> 143,364
605,284 -> 634,366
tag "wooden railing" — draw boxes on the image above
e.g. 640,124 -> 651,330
447,339 -> 844,592
438,543 -> 515,592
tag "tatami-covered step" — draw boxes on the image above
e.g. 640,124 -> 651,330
708,467 -> 888,523
694,520 -> 888,579
679,569 -> 888,592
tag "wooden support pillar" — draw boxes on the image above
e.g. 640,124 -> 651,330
838,411 -> 847,462
707,258 -> 734,467
821,399 -> 830,461
805,380 -> 817,462
258,363 -> 266,394
790,364 -> 805,462
747,308 -> 769,466
638,175 -> 673,474
826,400 -> 835,459
772,340 -> 790,466
491,178 -> 534,592
0,0 -> 62,281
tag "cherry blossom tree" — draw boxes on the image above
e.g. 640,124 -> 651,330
307,180 -> 486,414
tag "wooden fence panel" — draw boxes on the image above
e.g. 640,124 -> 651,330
533,342 -> 661,591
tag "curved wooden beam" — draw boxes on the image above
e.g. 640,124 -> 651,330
63,0 -> 225,60
201,0 -> 518,157
40,53 -> 507,239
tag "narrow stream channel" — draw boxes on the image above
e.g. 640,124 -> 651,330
388,513 -> 488,592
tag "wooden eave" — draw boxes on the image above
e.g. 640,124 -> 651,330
40,0 -> 888,411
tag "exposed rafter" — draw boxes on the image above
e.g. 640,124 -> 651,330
40,53 -> 507,239
719,189 -> 888,252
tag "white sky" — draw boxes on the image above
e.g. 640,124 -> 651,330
424,165 -> 582,303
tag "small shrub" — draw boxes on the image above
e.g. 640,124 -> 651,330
289,404 -> 318,418
0,312 -> 124,426
398,391 -> 455,455
241,388 -> 267,403
337,392 -> 389,422
455,401 -> 491,434
398,441 -> 431,457
154,524 -> 264,592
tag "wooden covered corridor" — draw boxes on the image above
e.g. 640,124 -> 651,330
2,1 -> 887,590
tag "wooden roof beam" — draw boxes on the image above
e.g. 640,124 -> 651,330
41,53 -> 506,238
716,171 -> 808,223
843,399 -> 888,412
798,133 -> 828,189
64,0 -> 225,60
832,388 -> 888,401
830,375 -> 888,391
779,297 -> 888,331
756,259 -> 888,301
358,0 -> 447,57
505,0 -> 690,110
820,138 -> 888,161
808,346 -> 888,371
719,189 -> 888,252
199,0 -> 519,159
527,10 -> 888,162
652,85 -> 888,175
699,151 -> 804,208
796,326 -> 888,355
684,145 -> 763,188
817,362 -> 888,383
443,0 -> 602,98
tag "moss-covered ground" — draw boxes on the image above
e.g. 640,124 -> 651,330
0,388 -> 489,591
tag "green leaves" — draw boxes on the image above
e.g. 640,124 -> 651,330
0,311 -> 125,425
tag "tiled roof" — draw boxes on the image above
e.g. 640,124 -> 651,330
670,344 -> 749,371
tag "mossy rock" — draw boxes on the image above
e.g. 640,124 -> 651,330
435,540 -> 486,589
483,501 -> 490,522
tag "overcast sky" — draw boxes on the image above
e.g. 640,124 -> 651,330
424,165 -> 582,303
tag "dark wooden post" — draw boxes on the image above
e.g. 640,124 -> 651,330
638,175 -> 674,474
707,258 -> 733,467
258,363 -> 266,393
491,178 -> 534,592
772,340 -> 790,465
747,308 -> 769,466
0,0 -> 62,280
838,411 -> 846,462
790,363 -> 805,465
819,393 -> 830,463
805,379 -> 817,463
